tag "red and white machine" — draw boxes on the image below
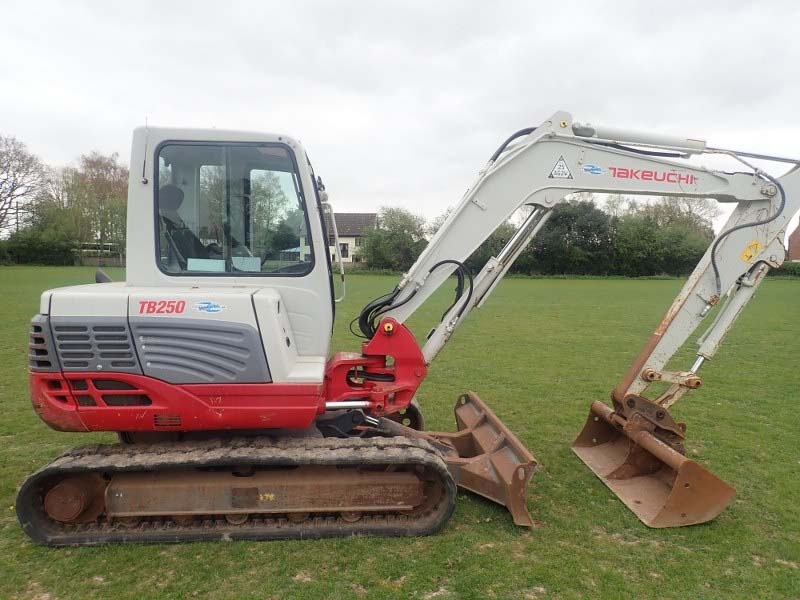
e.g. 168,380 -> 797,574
19,113 -> 800,545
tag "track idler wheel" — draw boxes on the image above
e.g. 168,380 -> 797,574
43,474 -> 106,524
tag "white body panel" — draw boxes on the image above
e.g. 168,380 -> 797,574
252,288 -> 325,383
127,287 -> 261,328
40,283 -> 326,383
47,283 -> 129,317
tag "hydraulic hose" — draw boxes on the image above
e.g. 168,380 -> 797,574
353,260 -> 473,340
710,171 -> 786,296
489,128 -> 536,163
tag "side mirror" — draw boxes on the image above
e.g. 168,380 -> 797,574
322,201 -> 345,303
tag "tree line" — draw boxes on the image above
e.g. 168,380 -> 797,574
2,132 -> 797,277
0,134 -> 127,265
361,197 -> 798,277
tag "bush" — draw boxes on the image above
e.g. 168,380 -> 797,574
4,228 -> 78,265
360,207 -> 427,271
770,261 -> 800,277
0,240 -> 10,265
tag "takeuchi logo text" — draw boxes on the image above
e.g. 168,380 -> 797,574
609,167 -> 696,184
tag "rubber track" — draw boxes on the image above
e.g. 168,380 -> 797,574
16,436 -> 457,546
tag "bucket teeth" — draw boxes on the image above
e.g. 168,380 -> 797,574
572,399 -> 735,528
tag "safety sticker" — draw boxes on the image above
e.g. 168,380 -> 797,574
548,156 -> 573,179
739,239 -> 763,263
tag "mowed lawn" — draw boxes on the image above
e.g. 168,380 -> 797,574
0,266 -> 798,599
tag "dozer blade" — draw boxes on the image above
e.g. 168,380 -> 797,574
429,392 -> 538,527
572,400 -> 735,528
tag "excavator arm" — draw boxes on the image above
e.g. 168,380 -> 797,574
571,159 -> 800,528
611,165 -> 798,405
350,111 -> 799,527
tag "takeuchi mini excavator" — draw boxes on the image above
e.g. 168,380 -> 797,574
18,112 -> 800,545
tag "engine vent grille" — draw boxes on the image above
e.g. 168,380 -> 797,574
51,317 -> 142,374
29,315 -> 57,371
154,414 -> 181,427
130,318 -> 270,384
103,394 -> 152,407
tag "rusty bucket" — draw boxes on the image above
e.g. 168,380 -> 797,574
378,392 -> 537,526
572,399 -> 735,528
429,392 -> 538,527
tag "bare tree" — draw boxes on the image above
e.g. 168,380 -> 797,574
0,135 -> 44,233
77,152 -> 128,250
603,194 -> 636,218
29,154 -> 128,253
667,196 -> 721,223
636,196 -> 720,235
428,206 -> 453,236
250,170 -> 289,239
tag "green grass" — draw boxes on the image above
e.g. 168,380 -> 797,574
0,266 -> 798,599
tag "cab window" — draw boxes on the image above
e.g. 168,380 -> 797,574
156,143 -> 313,275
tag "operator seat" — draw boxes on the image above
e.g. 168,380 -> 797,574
158,184 -> 209,268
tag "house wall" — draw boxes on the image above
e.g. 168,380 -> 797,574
788,227 -> 800,262
330,235 -> 365,263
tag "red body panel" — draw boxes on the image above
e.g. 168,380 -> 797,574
324,318 -> 427,415
29,372 -> 88,432
30,372 -> 323,432
30,318 -> 427,433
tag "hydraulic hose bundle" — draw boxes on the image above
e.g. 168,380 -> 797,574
352,260 -> 473,339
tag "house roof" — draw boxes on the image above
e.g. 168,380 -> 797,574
324,212 -> 377,238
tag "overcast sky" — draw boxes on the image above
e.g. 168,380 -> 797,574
2,1 -> 799,230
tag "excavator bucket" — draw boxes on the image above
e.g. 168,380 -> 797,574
572,400 -> 735,528
429,392 -> 538,527
378,392 -> 537,526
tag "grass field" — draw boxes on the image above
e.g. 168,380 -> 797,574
0,266 -> 798,599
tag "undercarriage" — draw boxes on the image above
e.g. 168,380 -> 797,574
18,436 -> 456,545
18,394 -> 536,546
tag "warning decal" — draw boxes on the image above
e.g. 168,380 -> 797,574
740,239 -> 763,263
548,156 -> 573,179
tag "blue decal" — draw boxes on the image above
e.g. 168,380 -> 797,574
582,164 -> 606,175
193,301 -> 226,314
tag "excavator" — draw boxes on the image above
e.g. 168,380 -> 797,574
17,112 -> 799,545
